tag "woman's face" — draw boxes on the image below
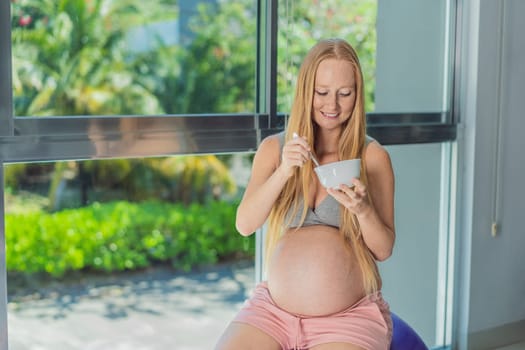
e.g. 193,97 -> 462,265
312,58 -> 356,131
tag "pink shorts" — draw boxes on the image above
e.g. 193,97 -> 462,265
233,282 -> 392,350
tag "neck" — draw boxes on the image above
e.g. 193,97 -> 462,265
315,129 -> 341,156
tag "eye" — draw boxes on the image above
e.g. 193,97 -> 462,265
339,91 -> 352,97
315,90 -> 328,96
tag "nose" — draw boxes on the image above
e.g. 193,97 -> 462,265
326,92 -> 338,109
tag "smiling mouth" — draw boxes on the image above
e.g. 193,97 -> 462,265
321,112 -> 338,118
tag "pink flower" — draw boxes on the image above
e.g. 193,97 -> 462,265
18,15 -> 32,27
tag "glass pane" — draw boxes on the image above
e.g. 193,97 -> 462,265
277,0 -> 454,116
375,0 -> 453,114
11,0 -> 257,117
277,0 -> 377,113
380,142 -> 450,348
5,154 -> 255,349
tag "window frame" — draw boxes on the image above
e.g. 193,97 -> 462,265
0,0 -> 459,164
0,1 -> 461,349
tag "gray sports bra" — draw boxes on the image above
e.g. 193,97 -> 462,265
286,195 -> 341,228
276,131 -> 373,229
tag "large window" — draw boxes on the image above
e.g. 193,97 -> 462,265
5,156 -> 255,349
1,1 -> 459,349
11,0 -> 257,117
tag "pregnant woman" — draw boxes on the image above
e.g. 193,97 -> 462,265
215,38 -> 396,350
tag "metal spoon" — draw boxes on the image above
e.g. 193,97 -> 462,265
293,132 -> 320,167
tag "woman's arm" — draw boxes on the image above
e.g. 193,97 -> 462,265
235,133 -> 310,236
356,142 -> 395,260
328,141 -> 395,260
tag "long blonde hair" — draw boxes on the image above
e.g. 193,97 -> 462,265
265,38 -> 380,294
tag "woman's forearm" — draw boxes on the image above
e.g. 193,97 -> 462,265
235,166 -> 290,236
356,206 -> 395,261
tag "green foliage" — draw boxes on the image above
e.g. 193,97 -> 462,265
82,155 -> 238,204
4,189 -> 49,214
10,0 -> 254,210
132,0 -> 257,114
11,0 -> 167,116
12,0 -> 377,116
3,164 -> 29,189
151,155 -> 238,203
278,0 -> 377,112
5,155 -> 238,212
12,0 -> 257,116
181,1 -> 256,113
61,155 -> 237,208
3,162 -> 55,190
6,200 -> 254,277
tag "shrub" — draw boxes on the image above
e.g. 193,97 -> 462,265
5,200 -> 254,277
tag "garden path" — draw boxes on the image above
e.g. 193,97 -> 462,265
8,260 -> 254,350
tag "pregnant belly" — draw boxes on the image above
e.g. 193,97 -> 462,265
267,225 -> 365,316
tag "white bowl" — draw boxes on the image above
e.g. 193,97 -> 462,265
314,159 -> 361,189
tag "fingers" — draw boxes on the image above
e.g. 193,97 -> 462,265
327,178 -> 369,215
350,178 -> 367,196
290,135 -> 311,153
282,136 -> 310,168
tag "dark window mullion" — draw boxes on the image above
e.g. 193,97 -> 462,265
256,0 -> 278,134
0,0 -> 13,137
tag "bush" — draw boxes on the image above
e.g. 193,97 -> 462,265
6,200 -> 254,277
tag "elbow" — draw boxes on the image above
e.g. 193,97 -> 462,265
235,218 -> 256,236
374,247 -> 393,262
235,205 -> 260,236
374,235 -> 395,262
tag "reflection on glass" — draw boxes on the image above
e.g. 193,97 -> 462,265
5,155 -> 255,349
11,0 -> 257,117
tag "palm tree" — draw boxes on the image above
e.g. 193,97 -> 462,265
11,0 -> 167,116
11,0 -> 244,210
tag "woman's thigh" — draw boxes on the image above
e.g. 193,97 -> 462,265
215,321 -> 282,350
310,343 -> 365,350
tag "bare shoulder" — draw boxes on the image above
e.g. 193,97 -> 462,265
364,139 -> 395,214
260,133 -> 282,151
253,133 -> 282,169
364,139 -> 394,176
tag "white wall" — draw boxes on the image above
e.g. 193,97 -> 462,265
456,0 -> 525,348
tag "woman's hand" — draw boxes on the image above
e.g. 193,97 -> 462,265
328,143 -> 395,261
279,135 -> 311,177
327,178 -> 372,217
